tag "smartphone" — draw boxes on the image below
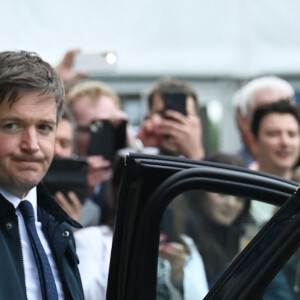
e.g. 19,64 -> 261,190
162,89 -> 187,116
43,157 -> 88,204
87,119 -> 127,163
72,52 -> 116,74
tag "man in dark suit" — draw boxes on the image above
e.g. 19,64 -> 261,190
0,50 -> 84,299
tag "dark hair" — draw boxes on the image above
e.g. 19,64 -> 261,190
251,100 -> 300,138
147,77 -> 198,111
169,151 -> 253,283
0,50 -> 64,121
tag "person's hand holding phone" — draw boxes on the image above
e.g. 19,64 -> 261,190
136,113 -> 163,147
87,107 -> 132,161
159,110 -> 205,160
55,191 -> 82,225
159,233 -> 188,284
86,155 -> 112,191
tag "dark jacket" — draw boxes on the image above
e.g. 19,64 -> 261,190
0,183 -> 84,300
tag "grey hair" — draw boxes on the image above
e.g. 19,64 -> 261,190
232,76 -> 295,118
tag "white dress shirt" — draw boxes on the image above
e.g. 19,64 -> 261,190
0,186 -> 65,300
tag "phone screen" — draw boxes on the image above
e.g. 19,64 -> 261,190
162,89 -> 187,116
87,119 -> 127,163
72,53 -> 116,74
43,157 -> 88,204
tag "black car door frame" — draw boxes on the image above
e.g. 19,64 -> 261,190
205,188 -> 300,299
106,153 -> 299,300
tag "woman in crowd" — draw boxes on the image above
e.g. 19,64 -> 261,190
168,152 -> 255,286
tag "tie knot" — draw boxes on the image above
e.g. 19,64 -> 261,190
19,200 -> 35,220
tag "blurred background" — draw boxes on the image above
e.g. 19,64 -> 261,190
2,0 -> 300,154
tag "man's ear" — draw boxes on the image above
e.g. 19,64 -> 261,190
236,110 -> 253,146
237,110 -> 257,157
248,133 -> 258,159
236,110 -> 249,135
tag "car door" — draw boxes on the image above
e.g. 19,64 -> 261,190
106,153 -> 300,300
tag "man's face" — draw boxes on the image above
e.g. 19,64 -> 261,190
254,113 -> 300,174
238,88 -> 292,148
71,94 -> 119,156
151,94 -> 197,155
54,118 -> 74,158
0,91 -> 57,198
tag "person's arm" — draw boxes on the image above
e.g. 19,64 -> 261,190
159,234 -> 209,299
56,49 -> 87,83
75,226 -> 113,300
160,242 -> 187,285
180,235 -> 209,300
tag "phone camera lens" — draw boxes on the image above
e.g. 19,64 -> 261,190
89,120 -> 103,133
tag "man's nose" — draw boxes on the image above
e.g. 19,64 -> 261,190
279,133 -> 290,145
20,128 -> 40,152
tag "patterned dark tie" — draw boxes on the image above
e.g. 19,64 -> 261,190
19,200 -> 59,300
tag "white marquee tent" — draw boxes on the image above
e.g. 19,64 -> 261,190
1,0 -> 300,152
1,0 -> 300,77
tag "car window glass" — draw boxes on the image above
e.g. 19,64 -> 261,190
263,247 -> 300,300
156,189 -> 269,299
250,199 -> 278,226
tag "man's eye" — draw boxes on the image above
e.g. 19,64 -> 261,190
288,131 -> 299,138
3,123 -> 18,130
266,131 -> 278,137
38,124 -> 54,133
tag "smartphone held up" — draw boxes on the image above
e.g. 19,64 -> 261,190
162,89 -> 187,117
43,157 -> 88,204
72,52 -> 117,74
87,119 -> 127,163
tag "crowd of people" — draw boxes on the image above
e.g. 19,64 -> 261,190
0,48 -> 299,299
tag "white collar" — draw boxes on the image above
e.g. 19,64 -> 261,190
0,186 -> 38,219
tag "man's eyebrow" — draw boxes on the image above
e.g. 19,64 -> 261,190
0,117 -> 21,123
39,119 -> 56,125
0,117 -> 57,125
0,116 -> 20,120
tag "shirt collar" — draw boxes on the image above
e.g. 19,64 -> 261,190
0,186 -> 38,219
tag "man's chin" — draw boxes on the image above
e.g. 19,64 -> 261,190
270,160 -> 296,174
14,177 -> 40,194
275,157 -> 297,168
5,182 -> 37,199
